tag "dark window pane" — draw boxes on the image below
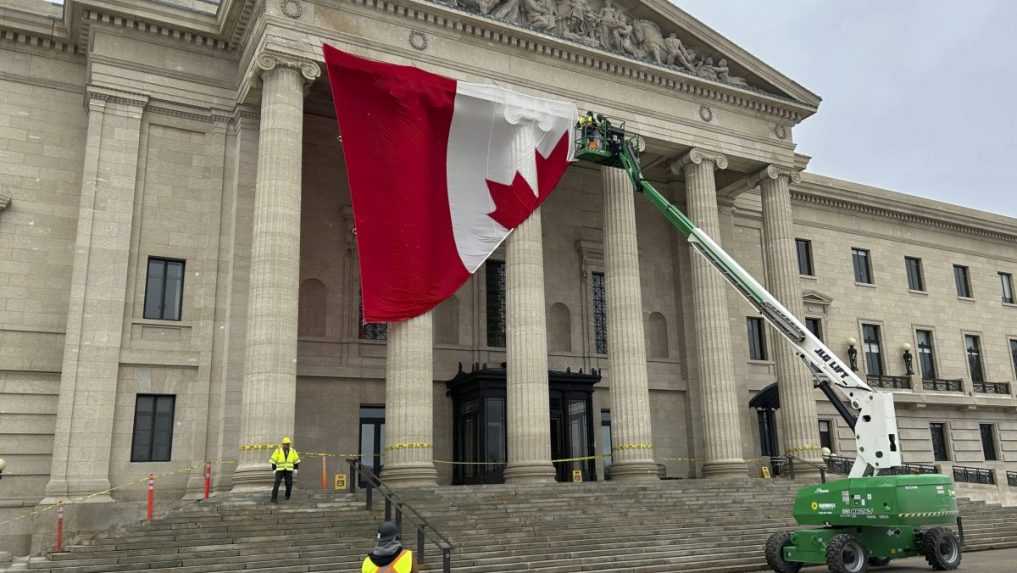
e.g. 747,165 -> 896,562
852,248 -> 872,284
796,239 -> 814,276
916,330 -> 937,381
747,317 -> 767,361
358,300 -> 387,340
1011,339 -> 1017,378
600,410 -> 612,469
805,318 -> 823,342
818,420 -> 833,451
592,271 -> 607,354
163,261 -> 184,321
485,398 -> 506,463
980,424 -> 998,461
1001,272 -> 1015,304
863,324 -> 883,376
143,260 -> 165,319
131,395 -> 174,462
965,335 -> 984,383
930,423 -> 949,462
486,261 -> 506,347
905,257 -> 925,291
954,265 -> 972,298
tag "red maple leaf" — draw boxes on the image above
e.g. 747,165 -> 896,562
486,132 -> 571,229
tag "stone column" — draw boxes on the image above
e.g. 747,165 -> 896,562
232,55 -> 320,490
754,165 -> 823,470
504,208 -> 556,483
45,87 -> 148,501
601,167 -> 657,480
382,313 -> 439,488
674,149 -> 746,478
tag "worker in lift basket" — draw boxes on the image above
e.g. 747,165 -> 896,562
269,436 -> 300,503
362,521 -> 418,573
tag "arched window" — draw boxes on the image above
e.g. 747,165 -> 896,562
548,302 -> 572,352
646,312 -> 668,359
434,295 -> 460,345
298,278 -> 328,337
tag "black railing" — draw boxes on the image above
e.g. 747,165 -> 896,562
1007,471 -> 1017,488
347,459 -> 454,572
923,378 -> 963,392
771,455 -> 827,483
866,375 -> 913,390
973,381 -> 1011,395
825,455 -> 936,476
953,465 -> 995,485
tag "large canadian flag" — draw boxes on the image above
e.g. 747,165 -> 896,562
323,44 -> 577,323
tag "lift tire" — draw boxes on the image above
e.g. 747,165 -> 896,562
764,532 -> 802,573
826,533 -> 869,573
868,557 -> 891,567
923,527 -> 962,570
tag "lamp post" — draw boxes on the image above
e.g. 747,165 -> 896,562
846,337 -> 858,371
902,343 -> 914,376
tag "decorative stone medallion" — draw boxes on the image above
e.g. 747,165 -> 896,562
774,124 -> 788,140
409,30 -> 429,51
699,104 -> 713,122
280,0 -> 303,19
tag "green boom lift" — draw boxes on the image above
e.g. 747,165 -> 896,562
574,113 -> 963,573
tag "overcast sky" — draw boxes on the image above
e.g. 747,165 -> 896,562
676,0 -> 1016,218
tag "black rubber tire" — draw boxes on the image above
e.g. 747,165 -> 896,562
826,533 -> 869,573
923,527 -> 962,570
765,532 -> 802,573
868,557 -> 891,567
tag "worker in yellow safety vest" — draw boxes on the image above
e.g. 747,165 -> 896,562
269,437 -> 301,503
362,521 -> 417,573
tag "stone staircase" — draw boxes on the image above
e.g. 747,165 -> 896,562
15,478 -> 1017,573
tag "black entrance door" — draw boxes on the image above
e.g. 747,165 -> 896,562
447,365 -> 599,485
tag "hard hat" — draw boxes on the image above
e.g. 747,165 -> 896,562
281,437 -> 292,445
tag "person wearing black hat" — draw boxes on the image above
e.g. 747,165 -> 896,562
361,521 -> 417,573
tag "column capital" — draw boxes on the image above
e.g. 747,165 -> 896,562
670,147 -> 728,175
749,164 -> 802,188
254,51 -> 321,83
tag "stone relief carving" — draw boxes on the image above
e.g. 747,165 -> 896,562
432,0 -> 763,92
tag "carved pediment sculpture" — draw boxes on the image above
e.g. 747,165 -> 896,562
434,0 -> 766,94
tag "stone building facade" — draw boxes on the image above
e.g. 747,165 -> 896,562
1,0 -> 1016,555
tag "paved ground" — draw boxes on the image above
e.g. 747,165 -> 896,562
794,547 -> 1017,572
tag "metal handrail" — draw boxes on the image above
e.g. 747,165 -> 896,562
824,455 -> 937,476
953,465 -> 995,485
779,455 -> 828,483
347,459 -> 454,572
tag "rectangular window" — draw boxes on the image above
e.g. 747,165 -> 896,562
930,423 -> 950,462
1011,339 -> 1017,378
965,334 -> 985,383
980,424 -> 998,462
143,258 -> 184,320
747,317 -> 767,361
916,329 -> 937,381
954,265 -> 972,298
1000,272 -> 1015,304
852,248 -> 873,284
485,260 -> 506,347
131,395 -> 175,462
592,271 -> 607,354
905,257 -> 925,291
862,324 -> 884,377
818,420 -> 834,452
359,406 -> 385,474
795,239 -> 814,276
805,317 -> 823,342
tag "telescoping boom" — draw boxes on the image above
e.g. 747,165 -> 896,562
575,114 -> 900,478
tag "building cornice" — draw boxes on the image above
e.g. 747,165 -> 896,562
792,177 -> 1017,245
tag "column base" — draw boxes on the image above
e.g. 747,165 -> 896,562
701,460 -> 748,479
380,463 -> 438,489
503,462 -> 556,484
607,461 -> 659,481
230,462 -> 274,493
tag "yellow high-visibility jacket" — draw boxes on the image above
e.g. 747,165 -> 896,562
361,549 -> 415,573
269,447 -> 300,472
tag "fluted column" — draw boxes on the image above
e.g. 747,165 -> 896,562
382,313 -> 439,488
602,167 -> 657,480
755,165 -> 822,470
233,55 -> 320,490
674,149 -> 746,478
504,207 -> 555,483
